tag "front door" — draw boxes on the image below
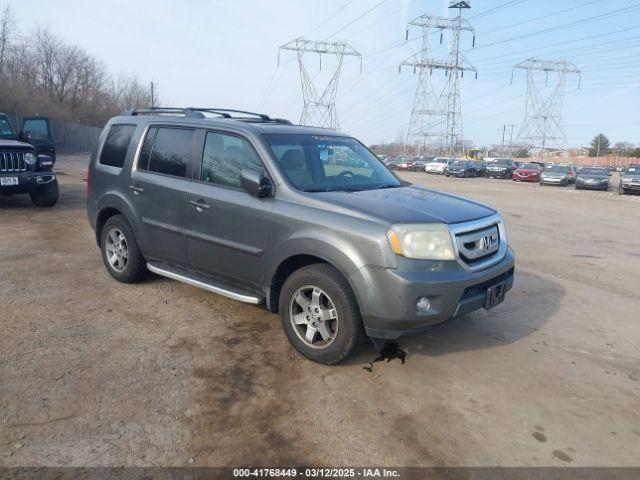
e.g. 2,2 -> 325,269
129,126 -> 198,268
185,130 -> 274,290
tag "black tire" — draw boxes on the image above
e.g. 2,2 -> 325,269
279,263 -> 365,365
100,214 -> 147,283
29,179 -> 59,207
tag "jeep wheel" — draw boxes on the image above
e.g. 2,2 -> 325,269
29,179 -> 59,207
279,264 -> 364,365
100,215 -> 147,283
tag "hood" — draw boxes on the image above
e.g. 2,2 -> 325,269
309,185 -> 496,224
542,171 -> 567,177
0,139 -> 34,150
515,169 -> 539,174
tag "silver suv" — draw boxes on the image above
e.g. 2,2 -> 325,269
86,108 -> 515,364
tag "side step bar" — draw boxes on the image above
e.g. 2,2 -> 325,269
147,263 -> 262,305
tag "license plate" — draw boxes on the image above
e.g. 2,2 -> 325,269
0,177 -> 18,186
485,281 -> 507,310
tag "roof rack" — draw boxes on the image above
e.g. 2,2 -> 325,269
124,107 -> 292,125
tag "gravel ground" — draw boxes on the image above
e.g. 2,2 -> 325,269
0,155 -> 639,467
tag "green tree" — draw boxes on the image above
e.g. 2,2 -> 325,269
589,134 -> 610,157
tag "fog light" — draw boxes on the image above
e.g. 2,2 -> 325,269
416,296 -> 431,313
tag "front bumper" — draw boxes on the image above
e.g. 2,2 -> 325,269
577,179 -> 608,189
350,247 -> 516,339
540,176 -> 568,185
446,169 -> 469,177
621,181 -> 640,191
0,171 -> 56,194
512,173 -> 539,181
487,169 -> 510,178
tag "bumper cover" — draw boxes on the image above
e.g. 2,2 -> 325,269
0,171 -> 56,194
350,248 -> 516,339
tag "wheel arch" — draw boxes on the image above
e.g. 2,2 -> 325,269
94,193 -> 140,247
266,241 -> 365,314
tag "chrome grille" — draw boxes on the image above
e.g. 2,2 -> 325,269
0,151 -> 27,172
449,215 -> 507,272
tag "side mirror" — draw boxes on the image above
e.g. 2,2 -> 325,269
240,168 -> 272,198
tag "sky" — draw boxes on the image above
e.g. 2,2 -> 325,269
4,0 -> 640,148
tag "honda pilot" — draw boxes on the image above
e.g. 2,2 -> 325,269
86,108 -> 516,364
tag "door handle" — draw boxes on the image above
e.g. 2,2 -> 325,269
129,185 -> 144,195
189,199 -> 210,212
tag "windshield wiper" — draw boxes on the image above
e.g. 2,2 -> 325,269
302,187 -> 364,193
374,184 -> 401,190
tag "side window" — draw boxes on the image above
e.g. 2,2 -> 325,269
201,132 -> 263,188
99,124 -> 136,168
140,127 -> 194,178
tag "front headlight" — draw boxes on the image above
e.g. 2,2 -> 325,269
24,152 -> 37,166
387,223 -> 455,260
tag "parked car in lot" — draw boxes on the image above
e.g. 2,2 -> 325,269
390,157 -> 413,171
575,167 -> 609,191
410,156 -> 435,172
87,107 -> 515,364
619,164 -> 640,195
512,163 -> 542,182
471,160 -> 486,177
445,159 -> 476,178
485,158 -> 517,179
425,157 -> 452,174
0,112 -> 58,207
540,165 -> 574,186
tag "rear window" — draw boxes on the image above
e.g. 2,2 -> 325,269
138,127 -> 194,178
99,124 -> 136,168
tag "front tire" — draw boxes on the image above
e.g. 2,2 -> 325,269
29,179 -> 59,207
279,264 -> 364,365
100,215 -> 147,283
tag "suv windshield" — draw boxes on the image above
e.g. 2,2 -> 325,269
0,116 -> 15,140
493,159 -> 512,166
264,134 -> 402,192
546,166 -> 568,173
451,160 -> 468,166
626,165 -> 640,174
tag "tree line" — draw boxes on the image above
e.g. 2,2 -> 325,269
0,5 -> 156,128
590,134 -> 640,158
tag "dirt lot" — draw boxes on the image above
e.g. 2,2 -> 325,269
1,154 -> 639,467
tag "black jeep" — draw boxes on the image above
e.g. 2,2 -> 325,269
0,113 -> 58,207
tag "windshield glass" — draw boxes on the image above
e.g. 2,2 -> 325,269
546,166 -> 568,173
626,166 -> 640,174
264,134 -> 402,192
580,168 -> 606,175
451,160 -> 468,166
434,158 -> 448,163
494,159 -> 512,166
0,116 -> 15,139
521,163 -> 539,170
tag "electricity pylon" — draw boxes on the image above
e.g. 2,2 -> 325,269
279,37 -> 361,130
512,58 -> 581,157
400,1 -> 476,157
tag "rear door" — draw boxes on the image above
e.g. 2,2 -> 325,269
129,125 -> 197,268
20,117 -> 55,160
185,129 -> 275,290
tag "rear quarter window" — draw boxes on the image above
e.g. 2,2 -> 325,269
99,124 -> 137,168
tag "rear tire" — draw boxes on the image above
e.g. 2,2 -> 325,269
100,215 -> 147,283
29,179 -> 59,207
279,264 -> 365,365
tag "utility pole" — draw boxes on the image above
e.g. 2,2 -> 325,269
512,58 -> 580,158
279,37 -> 361,130
150,81 -> 156,108
400,1 -> 476,157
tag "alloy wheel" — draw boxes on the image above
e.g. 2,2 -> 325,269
289,285 -> 339,349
